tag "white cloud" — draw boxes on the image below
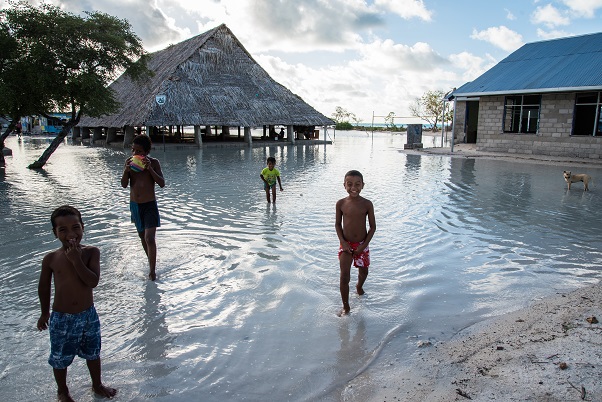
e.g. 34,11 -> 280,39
374,0 -> 432,21
258,39 -> 463,121
536,28 -> 572,40
470,26 -> 524,52
505,9 -> 516,20
449,52 -> 497,82
531,4 -> 570,28
560,0 -> 602,18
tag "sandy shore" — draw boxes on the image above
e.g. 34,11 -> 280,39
344,144 -> 602,401
351,282 -> 602,401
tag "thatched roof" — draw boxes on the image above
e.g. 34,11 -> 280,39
78,24 -> 334,128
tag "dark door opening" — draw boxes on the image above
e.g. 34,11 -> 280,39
465,101 -> 479,143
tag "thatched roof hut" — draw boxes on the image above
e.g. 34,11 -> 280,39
78,24 -> 333,129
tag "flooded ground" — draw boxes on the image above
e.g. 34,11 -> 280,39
1,131 -> 601,401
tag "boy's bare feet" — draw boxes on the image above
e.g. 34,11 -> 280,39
149,270 -> 156,281
93,384 -> 117,398
337,304 -> 351,317
356,284 -> 365,295
58,390 -> 75,402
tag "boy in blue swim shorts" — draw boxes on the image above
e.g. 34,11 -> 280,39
121,134 -> 165,280
260,156 -> 284,203
37,205 -> 116,400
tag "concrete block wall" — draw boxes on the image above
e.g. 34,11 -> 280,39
456,93 -> 602,160
452,101 -> 467,143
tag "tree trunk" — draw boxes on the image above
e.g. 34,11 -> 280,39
0,122 -> 18,168
28,120 -> 78,169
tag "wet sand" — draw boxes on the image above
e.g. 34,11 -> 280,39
355,281 -> 602,401
351,141 -> 602,401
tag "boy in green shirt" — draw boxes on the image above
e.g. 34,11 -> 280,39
260,156 -> 284,203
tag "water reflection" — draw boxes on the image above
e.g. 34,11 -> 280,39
1,133 -> 602,401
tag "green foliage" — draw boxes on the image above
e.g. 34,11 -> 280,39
409,89 -> 454,131
332,106 -> 358,125
384,112 -> 396,129
335,121 -> 354,130
0,0 -> 151,168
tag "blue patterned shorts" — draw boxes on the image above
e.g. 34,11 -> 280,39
48,305 -> 101,369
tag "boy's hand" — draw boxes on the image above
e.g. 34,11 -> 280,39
353,244 -> 366,255
65,239 -> 82,262
37,313 -> 49,331
340,242 -> 353,254
279,186 -> 284,191
124,157 -> 132,172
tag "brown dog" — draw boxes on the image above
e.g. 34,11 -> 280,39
563,171 -> 592,191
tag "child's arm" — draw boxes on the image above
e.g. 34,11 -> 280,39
147,158 -> 165,188
260,173 -> 268,184
356,201 -> 376,254
120,158 -> 131,188
65,242 -> 101,288
335,200 -> 352,253
37,255 -> 53,330
277,176 -> 283,191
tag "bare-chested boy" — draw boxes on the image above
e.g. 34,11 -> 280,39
37,205 -> 116,401
335,170 -> 376,316
121,134 -> 165,280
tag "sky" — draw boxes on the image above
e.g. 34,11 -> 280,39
4,0 -> 602,123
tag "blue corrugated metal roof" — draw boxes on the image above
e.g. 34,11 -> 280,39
453,32 -> 602,97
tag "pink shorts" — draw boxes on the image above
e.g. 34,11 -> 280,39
338,241 -> 370,268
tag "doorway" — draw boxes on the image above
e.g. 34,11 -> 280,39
465,101 -> 479,143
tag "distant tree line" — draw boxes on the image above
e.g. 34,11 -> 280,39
331,89 -> 454,132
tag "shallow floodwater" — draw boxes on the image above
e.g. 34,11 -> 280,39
1,131 -> 601,401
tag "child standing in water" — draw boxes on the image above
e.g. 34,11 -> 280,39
37,205 -> 117,401
335,170 -> 376,316
121,134 -> 165,280
260,156 -> 284,203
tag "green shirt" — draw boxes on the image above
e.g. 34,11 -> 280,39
261,167 -> 280,185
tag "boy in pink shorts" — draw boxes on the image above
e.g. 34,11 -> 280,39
335,170 -> 376,316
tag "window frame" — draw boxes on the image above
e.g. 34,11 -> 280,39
572,92 -> 602,136
502,94 -> 541,134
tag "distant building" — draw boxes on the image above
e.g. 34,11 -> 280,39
450,32 -> 602,159
77,24 -> 333,146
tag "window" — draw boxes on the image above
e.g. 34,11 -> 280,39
573,92 -> 602,136
503,95 -> 541,134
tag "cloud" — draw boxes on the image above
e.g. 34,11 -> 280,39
531,4 -> 570,28
560,0 -> 602,18
374,0 -> 432,21
449,52 -> 497,82
24,0 -> 191,51
536,28 -> 572,40
232,0 -> 384,52
470,26 -> 524,52
505,8 -> 516,20
257,39 -> 461,121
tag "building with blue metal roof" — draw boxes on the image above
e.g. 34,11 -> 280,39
450,32 -> 602,159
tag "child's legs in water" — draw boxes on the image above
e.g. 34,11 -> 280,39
356,266 -> 368,295
339,252 -> 353,313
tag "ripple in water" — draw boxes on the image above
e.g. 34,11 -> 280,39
1,133 -> 601,401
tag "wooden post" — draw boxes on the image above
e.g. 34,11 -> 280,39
124,125 -> 135,147
106,127 -> 117,144
194,125 -> 202,147
287,125 -> 294,144
244,127 -> 252,145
